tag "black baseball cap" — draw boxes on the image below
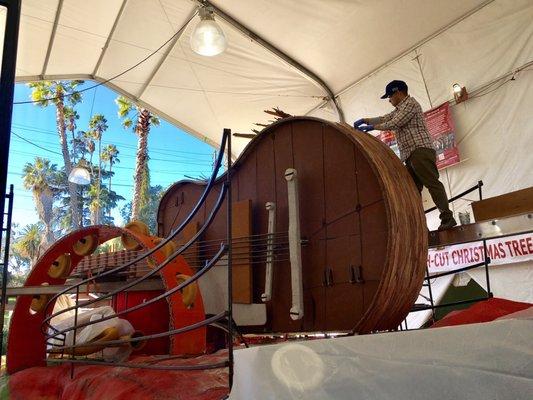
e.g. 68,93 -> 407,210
380,80 -> 408,99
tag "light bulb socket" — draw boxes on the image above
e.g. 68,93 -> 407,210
453,84 -> 468,104
198,5 -> 215,21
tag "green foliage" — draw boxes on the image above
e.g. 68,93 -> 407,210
22,157 -> 61,194
101,144 -> 119,167
115,96 -> 160,133
7,223 -> 44,286
11,223 -> 42,263
28,80 -> 84,107
120,185 -> 164,233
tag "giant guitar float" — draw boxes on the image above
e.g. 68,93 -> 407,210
157,117 -> 428,334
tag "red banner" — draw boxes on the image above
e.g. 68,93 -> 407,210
425,102 -> 460,169
378,102 -> 460,169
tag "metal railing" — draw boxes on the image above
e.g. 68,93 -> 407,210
41,129 -> 236,388
0,185 -> 14,356
410,180 -> 492,324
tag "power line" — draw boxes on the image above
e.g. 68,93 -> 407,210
10,123 -> 215,158
11,131 -> 62,156
9,135 -> 214,166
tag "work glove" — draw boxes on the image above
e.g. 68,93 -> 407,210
353,118 -> 366,128
359,124 -> 374,132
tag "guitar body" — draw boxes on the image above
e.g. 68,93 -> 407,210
157,117 -> 427,334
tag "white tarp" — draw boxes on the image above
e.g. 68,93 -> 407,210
230,318 -> 533,399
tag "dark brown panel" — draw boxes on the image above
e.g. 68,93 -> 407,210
301,230 -> 325,289
176,221 -> 199,267
236,152 -> 256,203
291,120 -> 325,236
163,185 -> 206,237
355,147 -> 383,207
360,230 -> 388,281
325,283 -> 363,331
360,200 -> 387,234
324,233 -> 363,330
202,186 -> 228,260
303,286 -> 325,331
324,125 -> 358,224
360,200 -> 388,281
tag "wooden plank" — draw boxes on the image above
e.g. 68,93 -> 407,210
232,199 -> 253,304
472,187 -> 533,221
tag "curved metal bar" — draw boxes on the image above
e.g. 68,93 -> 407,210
46,239 -> 227,339
49,312 -> 226,353
47,358 -> 229,371
45,181 -> 227,334
43,129 -> 228,316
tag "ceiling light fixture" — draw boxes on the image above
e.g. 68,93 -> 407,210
68,160 -> 91,185
453,83 -> 468,104
190,5 -> 227,57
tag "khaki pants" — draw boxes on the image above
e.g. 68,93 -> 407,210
405,148 -> 453,221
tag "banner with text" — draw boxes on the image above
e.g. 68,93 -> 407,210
427,233 -> 533,274
378,102 -> 460,169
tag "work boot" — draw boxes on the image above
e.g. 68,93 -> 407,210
438,215 -> 457,231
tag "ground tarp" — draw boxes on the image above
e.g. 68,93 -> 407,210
230,316 -> 533,400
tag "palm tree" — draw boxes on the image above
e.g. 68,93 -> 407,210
101,144 -> 119,193
115,96 -> 159,221
22,158 -> 59,251
11,223 -> 44,267
28,81 -> 83,230
88,114 -> 108,224
63,106 -> 79,156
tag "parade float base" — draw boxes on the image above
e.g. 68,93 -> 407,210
229,300 -> 533,400
1,351 -> 228,400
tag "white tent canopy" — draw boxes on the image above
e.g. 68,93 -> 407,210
6,0 -> 507,154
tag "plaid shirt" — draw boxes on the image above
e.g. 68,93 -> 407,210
367,96 -> 434,162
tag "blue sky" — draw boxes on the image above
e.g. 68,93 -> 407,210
8,81 -> 216,228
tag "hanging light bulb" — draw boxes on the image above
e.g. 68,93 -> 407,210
452,83 -> 462,94
68,159 -> 91,185
190,6 -> 227,57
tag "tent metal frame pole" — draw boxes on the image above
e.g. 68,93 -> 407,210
225,128 -> 234,388
40,0 -> 64,78
0,0 -> 21,246
194,0 -> 345,123
92,0 -> 129,77
478,183 -> 493,299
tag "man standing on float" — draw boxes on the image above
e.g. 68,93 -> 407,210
354,80 -> 457,230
